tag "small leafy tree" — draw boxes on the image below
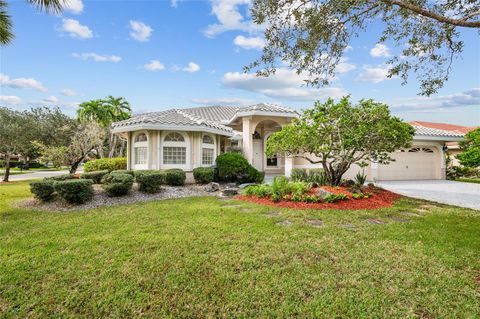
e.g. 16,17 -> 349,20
457,128 -> 480,168
265,97 -> 415,185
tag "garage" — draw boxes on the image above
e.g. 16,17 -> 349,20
378,147 -> 438,180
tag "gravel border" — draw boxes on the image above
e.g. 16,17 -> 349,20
18,184 -> 219,212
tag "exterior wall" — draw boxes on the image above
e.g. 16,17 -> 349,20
448,149 -> 462,166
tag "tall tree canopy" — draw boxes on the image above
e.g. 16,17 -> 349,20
457,128 -> 480,168
248,0 -> 480,96
265,97 -> 415,185
0,0 -> 65,44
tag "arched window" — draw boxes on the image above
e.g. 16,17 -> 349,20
163,132 -> 187,165
202,134 -> 216,165
422,148 -> 434,153
133,132 -> 148,169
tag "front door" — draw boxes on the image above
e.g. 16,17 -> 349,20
252,140 -> 263,171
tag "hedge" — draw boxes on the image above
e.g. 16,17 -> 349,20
83,157 -> 127,172
165,169 -> 186,186
111,169 -> 135,177
102,173 -> 134,197
30,180 -> 55,201
216,152 -> 264,184
46,174 -> 74,181
53,179 -> 94,204
136,172 -> 165,193
193,167 -> 214,184
80,170 -> 110,184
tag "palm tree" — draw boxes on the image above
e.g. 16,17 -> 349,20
1,0 -> 65,45
102,96 -> 132,158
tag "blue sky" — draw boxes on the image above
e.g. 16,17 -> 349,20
1,0 -> 479,125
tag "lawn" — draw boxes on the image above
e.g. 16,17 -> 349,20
456,178 -> 480,184
1,181 -> 479,318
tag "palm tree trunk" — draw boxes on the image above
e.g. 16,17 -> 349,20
2,154 -> 11,182
119,139 -> 125,157
108,133 -> 117,158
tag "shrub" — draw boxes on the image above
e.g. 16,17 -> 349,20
290,181 -> 312,196
216,152 -> 249,182
302,195 -> 321,203
272,176 -> 291,197
54,179 -> 94,204
354,171 -> 367,186
46,174 -> 74,181
27,161 -> 45,169
80,170 -> 109,184
30,180 -> 55,201
308,169 -> 327,186
243,184 -> 272,198
111,169 -> 135,177
136,172 -> 165,193
165,169 -> 186,186
323,193 -> 348,203
193,167 -> 214,184
239,166 -> 264,184
83,157 -> 127,172
291,168 -> 308,182
133,170 -> 163,181
102,173 -> 134,197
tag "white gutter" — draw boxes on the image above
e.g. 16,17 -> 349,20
111,123 -> 236,137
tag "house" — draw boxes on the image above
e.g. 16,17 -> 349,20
111,104 -> 465,181
409,121 -> 478,166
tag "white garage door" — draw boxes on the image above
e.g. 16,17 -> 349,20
378,147 -> 438,180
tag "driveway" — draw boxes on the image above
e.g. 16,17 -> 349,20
1,169 -> 82,182
378,180 -> 480,210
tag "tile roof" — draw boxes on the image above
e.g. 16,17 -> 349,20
238,103 -> 298,114
412,125 -> 465,138
409,121 -> 477,135
181,105 -> 239,122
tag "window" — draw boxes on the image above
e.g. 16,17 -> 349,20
202,148 -> 214,165
164,132 -> 184,142
163,147 -> 186,164
202,135 -> 214,144
266,156 -> 278,167
134,147 -> 147,165
134,133 -> 147,142
422,148 -> 434,153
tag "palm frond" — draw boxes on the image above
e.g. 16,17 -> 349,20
26,0 -> 65,14
0,0 -> 13,45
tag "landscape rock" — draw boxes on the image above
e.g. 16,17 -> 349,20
221,188 -> 238,197
317,188 -> 333,199
204,182 -> 220,192
238,183 -> 256,189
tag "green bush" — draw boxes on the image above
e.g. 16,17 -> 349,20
30,180 -> 55,201
53,179 -> 94,204
243,184 -> 272,198
354,171 -> 367,186
216,152 -> 263,183
46,174 -> 74,181
165,169 -> 186,186
133,170 -> 163,181
193,167 -> 214,184
272,176 -> 291,197
291,168 -> 308,182
111,169 -> 135,177
102,173 -> 134,197
323,193 -> 348,203
80,170 -> 110,184
83,157 -> 127,172
308,169 -> 327,186
290,181 -> 312,196
239,166 -> 264,184
0,160 -> 20,168
136,172 -> 165,193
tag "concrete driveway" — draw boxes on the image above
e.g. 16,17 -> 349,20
378,180 -> 480,210
1,169 -> 81,182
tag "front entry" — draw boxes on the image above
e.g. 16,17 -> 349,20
252,140 -> 263,171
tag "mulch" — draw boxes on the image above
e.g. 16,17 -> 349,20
235,186 -> 401,210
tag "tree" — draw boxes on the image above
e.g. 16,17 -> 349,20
248,0 -> 480,96
0,107 -> 33,182
457,128 -> 480,168
0,0 -> 64,45
77,96 -> 132,158
265,97 -> 415,185
35,123 -> 105,174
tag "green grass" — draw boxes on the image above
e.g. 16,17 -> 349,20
0,170 -> 28,176
456,178 -> 480,184
1,181 -> 479,318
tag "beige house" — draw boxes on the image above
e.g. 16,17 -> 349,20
111,104 -> 465,181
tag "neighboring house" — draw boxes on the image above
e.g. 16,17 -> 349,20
409,121 -> 478,166
112,104 -> 465,181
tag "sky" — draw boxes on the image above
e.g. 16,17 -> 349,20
0,0 -> 479,126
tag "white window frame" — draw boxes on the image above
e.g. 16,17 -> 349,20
201,133 -> 216,167
133,131 -> 148,170
160,131 -> 190,170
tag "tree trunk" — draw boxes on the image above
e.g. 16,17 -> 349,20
2,154 -> 10,182
69,157 -> 84,174
97,145 -> 105,158
108,133 -> 117,158
119,139 -> 125,157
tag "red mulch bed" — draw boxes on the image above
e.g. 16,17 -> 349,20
235,186 -> 401,210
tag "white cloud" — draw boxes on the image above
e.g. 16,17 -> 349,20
191,97 -> 257,106
0,73 -> 47,92
370,43 -> 391,58
391,88 -> 480,111
355,65 -> 393,83
171,0 -> 181,7
143,60 -> 165,71
64,0 -> 84,14
204,0 -> 260,38
72,53 -> 121,62
222,68 -> 347,101
183,62 -> 200,73
43,96 -> 59,104
233,35 -> 264,50
0,95 -> 22,105
129,20 -> 153,42
61,88 -> 77,96
335,57 -> 356,74
59,18 -> 92,39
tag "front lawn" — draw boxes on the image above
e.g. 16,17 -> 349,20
456,178 -> 480,184
1,181 -> 479,318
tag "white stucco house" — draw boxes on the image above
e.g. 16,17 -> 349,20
111,104 -> 465,182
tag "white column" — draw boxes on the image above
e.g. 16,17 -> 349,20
439,144 -> 446,179
242,117 -> 253,164
284,156 -> 293,178
126,132 -> 131,170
